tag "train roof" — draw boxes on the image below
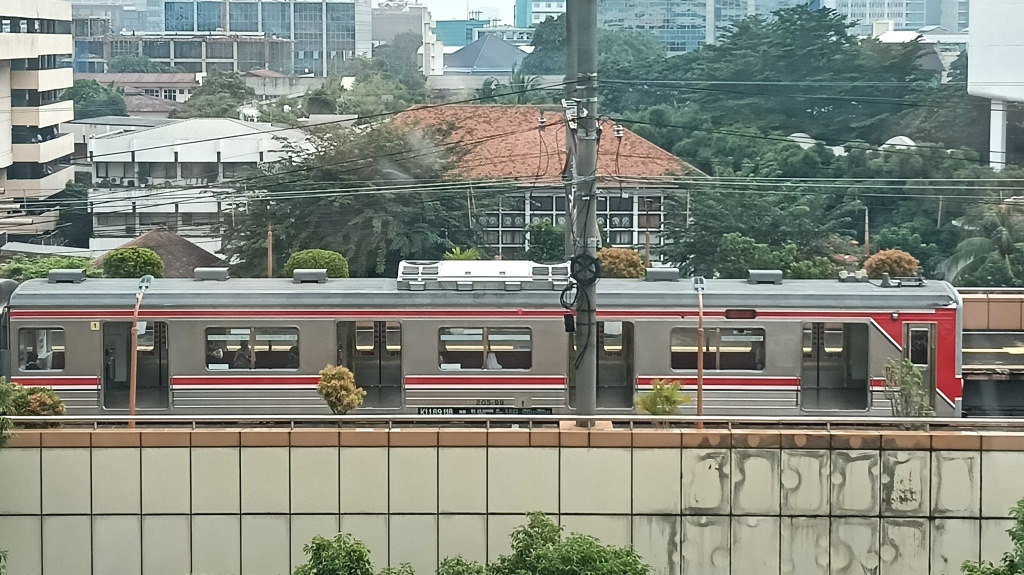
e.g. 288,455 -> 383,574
7,274 -> 960,311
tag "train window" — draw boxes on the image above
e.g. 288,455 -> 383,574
19,328 -> 65,371
671,327 -> 764,371
205,327 -> 299,370
439,327 -> 532,370
909,328 -> 929,365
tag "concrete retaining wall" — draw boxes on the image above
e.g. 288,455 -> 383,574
1,427 -> 1023,575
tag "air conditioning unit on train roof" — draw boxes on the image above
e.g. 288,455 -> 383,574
397,259 -> 570,292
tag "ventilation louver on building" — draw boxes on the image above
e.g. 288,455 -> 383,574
397,260 -> 570,291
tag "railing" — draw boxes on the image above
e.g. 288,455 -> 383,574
5,414 -> 1024,431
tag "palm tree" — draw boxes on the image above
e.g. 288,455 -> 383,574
943,201 -> 1024,283
475,64 -> 542,105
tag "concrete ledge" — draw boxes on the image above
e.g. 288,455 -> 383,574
8,427 -> 1024,449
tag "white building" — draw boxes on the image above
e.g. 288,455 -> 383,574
820,0 -> 910,36
86,117 -> 304,253
0,0 -> 76,238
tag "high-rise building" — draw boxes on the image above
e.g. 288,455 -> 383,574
1,0 -> 76,238
514,0 -> 566,28
904,0 -> 969,31
820,0 -> 908,36
71,0 -> 372,76
597,0 -> 812,55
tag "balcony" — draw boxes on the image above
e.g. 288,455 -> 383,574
11,100 -> 74,128
12,133 -> 73,164
4,164 -> 73,198
11,67 -> 72,92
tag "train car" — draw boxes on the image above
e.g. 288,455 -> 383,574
1,261 -> 963,416
958,289 -> 1024,416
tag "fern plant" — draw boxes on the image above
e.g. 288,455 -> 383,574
636,379 -> 692,419
443,247 -> 482,260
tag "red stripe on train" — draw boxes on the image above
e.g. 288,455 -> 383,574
637,376 -> 799,387
405,375 -> 565,386
172,375 -> 320,386
14,376 -> 100,387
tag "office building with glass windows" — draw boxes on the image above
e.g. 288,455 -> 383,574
72,0 -> 371,76
0,0 -> 76,238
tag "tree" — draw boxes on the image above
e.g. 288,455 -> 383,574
444,247 -> 481,260
476,64 -> 551,105
293,532 -> 376,575
338,75 -> 418,121
101,247 -> 164,278
883,358 -> 934,430
490,513 -> 650,575
520,15 -> 667,76
0,255 -> 101,282
108,54 -> 179,73
711,233 -> 837,280
864,249 -> 919,278
169,71 -> 256,119
284,249 -> 350,278
305,86 -> 338,115
221,122 -> 475,278
0,378 -> 16,450
944,201 -> 1024,285
524,220 -> 565,263
598,248 -> 645,278
50,181 -> 92,248
317,365 -> 365,414
962,498 -> 1024,575
60,79 -> 127,120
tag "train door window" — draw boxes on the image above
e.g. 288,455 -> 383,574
439,327 -> 532,370
909,328 -> 929,366
205,327 -> 298,370
670,327 -> 764,371
18,328 -> 64,371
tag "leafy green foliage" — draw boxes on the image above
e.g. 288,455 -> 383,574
525,220 -> 565,263
636,379 -> 691,416
108,54 -> 179,73
102,247 -> 164,279
335,32 -> 426,97
476,65 -> 552,105
444,247 -> 481,260
864,249 -> 919,278
169,71 -> 256,119
10,386 -> 66,428
293,532 -> 376,575
221,122 -> 474,278
883,358 -> 934,430
436,557 -> 488,575
284,249 -> 350,278
0,378 -> 17,450
60,79 -> 127,120
0,255 -> 101,282
317,365 -> 365,415
521,14 -> 667,76
945,202 -> 1024,285
962,498 -> 1024,575
598,248 -> 645,278
490,513 -> 650,575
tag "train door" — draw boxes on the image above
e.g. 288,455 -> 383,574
102,321 -> 169,409
597,321 -> 634,408
904,323 -> 937,407
800,322 -> 869,411
337,321 -> 402,409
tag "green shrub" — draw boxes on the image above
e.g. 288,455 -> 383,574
864,249 -> 920,278
317,365 -> 365,414
284,249 -> 349,278
883,357 -> 934,430
0,378 -> 17,449
293,532 -> 375,575
443,247 -> 481,260
102,247 -> 164,278
598,247 -> 645,278
12,386 -> 66,428
0,255 -> 102,282
636,379 -> 692,416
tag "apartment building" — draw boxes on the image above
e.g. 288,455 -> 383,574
0,0 -> 76,238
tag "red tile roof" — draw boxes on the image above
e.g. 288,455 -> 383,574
394,105 -> 701,183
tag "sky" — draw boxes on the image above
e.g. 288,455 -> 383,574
406,0 -> 514,24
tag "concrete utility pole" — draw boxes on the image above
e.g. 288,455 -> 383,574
569,0 -> 600,417
563,0 -> 577,259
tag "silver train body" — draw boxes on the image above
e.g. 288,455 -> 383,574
2,261 -> 963,416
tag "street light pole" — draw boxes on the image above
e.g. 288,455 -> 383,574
128,275 -> 154,429
693,276 -> 706,429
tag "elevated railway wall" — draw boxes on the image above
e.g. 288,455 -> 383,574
2,425 -> 1024,575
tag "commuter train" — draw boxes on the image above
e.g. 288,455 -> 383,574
4,259 -> 1003,417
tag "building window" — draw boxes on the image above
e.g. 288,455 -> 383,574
262,3 -> 291,39
19,328 -> 65,371
196,1 -> 223,31
228,2 -> 259,32
180,162 -> 218,181
439,327 -> 532,370
205,41 -> 233,59
205,327 -> 299,370
173,40 -> 202,59
671,327 -> 765,371
165,2 -> 195,32
142,41 -> 171,59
